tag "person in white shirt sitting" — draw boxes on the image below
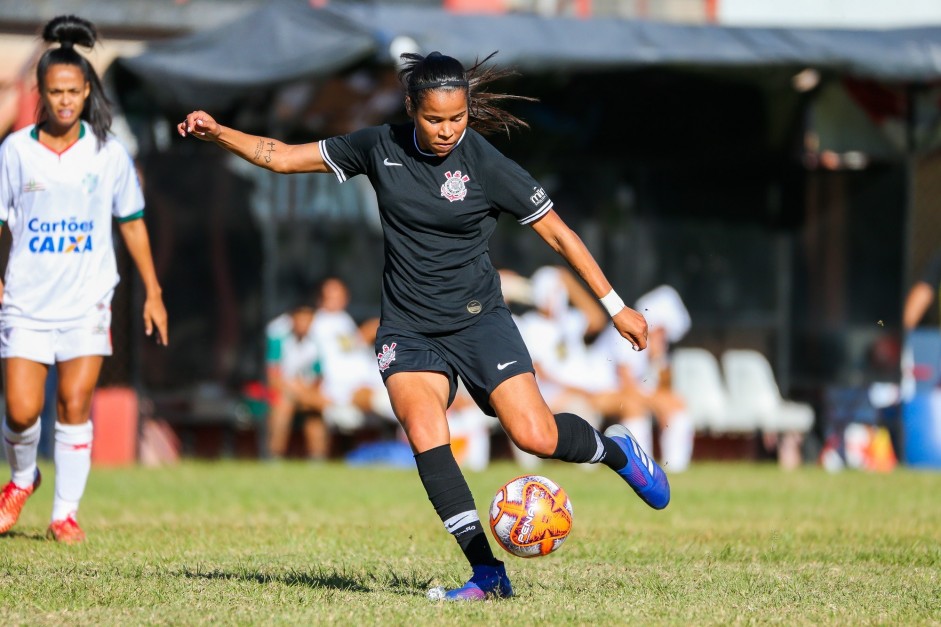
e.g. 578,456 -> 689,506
265,300 -> 328,460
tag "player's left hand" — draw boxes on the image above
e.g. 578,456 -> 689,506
612,306 -> 648,351
144,295 -> 169,346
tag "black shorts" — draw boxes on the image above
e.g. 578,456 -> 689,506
375,306 -> 534,417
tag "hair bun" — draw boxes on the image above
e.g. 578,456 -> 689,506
42,15 -> 97,49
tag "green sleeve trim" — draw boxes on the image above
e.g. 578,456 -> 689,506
0,220 -> 4,228
117,210 -> 145,223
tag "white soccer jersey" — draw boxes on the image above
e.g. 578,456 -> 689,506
516,308 -> 593,400
266,327 -> 321,382
311,310 -> 376,403
0,123 -> 144,328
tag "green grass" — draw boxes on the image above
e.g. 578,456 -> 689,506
1,459 -> 940,625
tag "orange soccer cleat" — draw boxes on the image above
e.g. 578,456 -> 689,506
0,469 -> 41,534
46,514 -> 86,544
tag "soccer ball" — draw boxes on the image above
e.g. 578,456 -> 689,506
489,474 -> 573,558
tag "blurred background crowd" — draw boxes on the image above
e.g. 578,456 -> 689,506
3,0 -> 941,472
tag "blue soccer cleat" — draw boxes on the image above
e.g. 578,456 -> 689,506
443,562 -> 514,601
604,424 -> 671,510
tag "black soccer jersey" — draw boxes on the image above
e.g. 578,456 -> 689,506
320,124 -> 552,333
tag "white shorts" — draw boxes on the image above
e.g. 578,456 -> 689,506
0,312 -> 113,364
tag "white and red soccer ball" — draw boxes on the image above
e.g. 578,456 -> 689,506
489,474 -> 573,558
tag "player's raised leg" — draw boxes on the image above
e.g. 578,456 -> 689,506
490,372 -> 670,510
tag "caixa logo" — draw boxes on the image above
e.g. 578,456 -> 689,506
28,217 -> 94,253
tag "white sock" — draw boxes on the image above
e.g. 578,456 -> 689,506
622,416 -> 654,457
3,418 -> 41,488
660,411 -> 695,473
52,421 -> 93,521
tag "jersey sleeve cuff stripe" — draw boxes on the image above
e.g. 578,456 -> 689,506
319,140 -> 347,183
518,201 -> 553,225
117,210 -> 145,223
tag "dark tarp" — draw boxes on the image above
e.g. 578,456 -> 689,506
336,3 -> 941,80
113,2 -> 377,111
114,1 -> 941,112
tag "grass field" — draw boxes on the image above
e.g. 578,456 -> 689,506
1,459 -> 939,625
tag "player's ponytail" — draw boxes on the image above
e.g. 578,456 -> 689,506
36,15 -> 112,149
399,51 -> 535,137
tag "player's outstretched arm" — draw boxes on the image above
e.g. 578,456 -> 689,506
530,209 -> 648,351
177,110 -> 331,175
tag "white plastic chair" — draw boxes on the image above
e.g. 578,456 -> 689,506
671,348 -> 729,433
721,349 -> 814,434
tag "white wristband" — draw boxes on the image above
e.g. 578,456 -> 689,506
599,289 -> 626,317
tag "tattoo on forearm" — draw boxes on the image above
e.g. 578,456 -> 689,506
253,140 -> 264,161
264,142 -> 275,163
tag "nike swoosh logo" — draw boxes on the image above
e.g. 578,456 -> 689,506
383,158 -> 402,166
444,513 -> 473,533
497,361 -> 518,370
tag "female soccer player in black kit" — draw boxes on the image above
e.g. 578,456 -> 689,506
179,51 -> 669,601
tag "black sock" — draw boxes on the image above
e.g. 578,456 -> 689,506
415,444 -> 500,567
602,436 -> 628,471
550,412 -> 627,470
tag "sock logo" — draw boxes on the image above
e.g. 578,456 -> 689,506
443,511 -> 480,534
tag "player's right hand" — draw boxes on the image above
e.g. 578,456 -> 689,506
177,111 -> 220,141
612,306 -> 648,352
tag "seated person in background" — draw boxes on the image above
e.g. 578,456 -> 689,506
897,249 -> 940,434
311,277 -> 396,432
265,300 -> 329,461
514,266 -> 609,468
504,268 -> 694,471
598,285 -> 694,472
903,248 -> 941,331
553,285 -> 694,473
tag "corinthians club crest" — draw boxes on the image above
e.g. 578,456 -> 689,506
440,170 -> 470,202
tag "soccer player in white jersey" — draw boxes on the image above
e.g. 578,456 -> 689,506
179,51 -> 666,601
0,16 -> 168,543
265,301 -> 328,460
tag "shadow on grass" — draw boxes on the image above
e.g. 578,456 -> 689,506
0,530 -> 48,542
184,565 -> 433,596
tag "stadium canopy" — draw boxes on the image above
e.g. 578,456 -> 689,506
113,0 -> 941,112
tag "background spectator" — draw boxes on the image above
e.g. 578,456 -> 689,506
265,301 -> 327,460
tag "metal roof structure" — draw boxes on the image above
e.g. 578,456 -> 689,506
111,1 -> 941,112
